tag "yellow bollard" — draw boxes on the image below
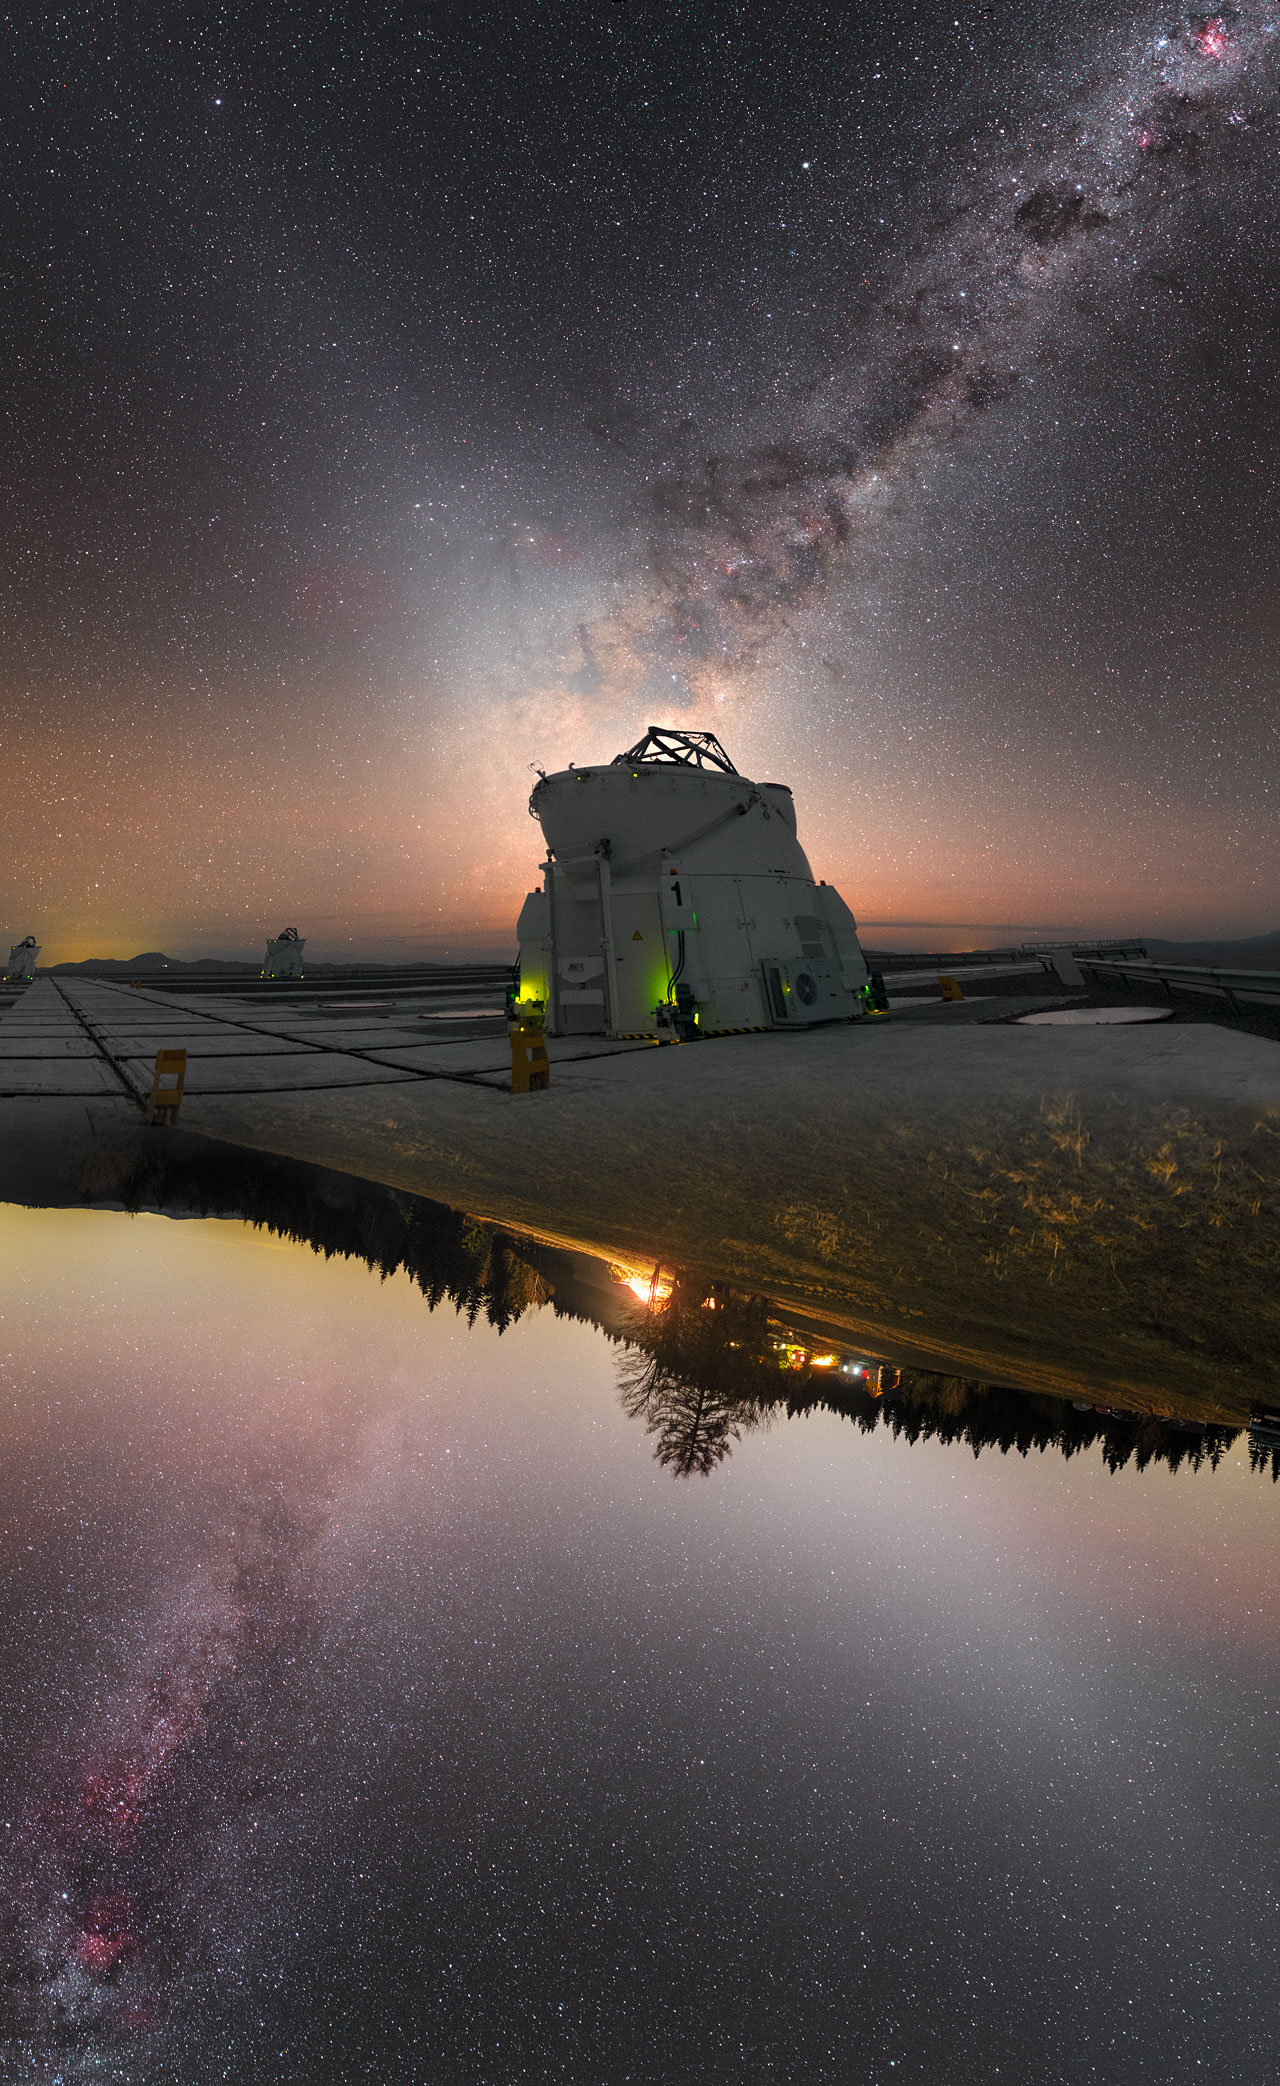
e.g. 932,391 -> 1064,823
146,1049 -> 188,1125
938,975 -> 964,1002
509,1020 -> 550,1093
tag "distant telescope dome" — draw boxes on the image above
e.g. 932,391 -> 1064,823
262,927 -> 306,980
3,935 -> 41,982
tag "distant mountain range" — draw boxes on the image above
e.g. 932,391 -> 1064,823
49,953 -> 257,974
43,932 -> 1280,976
45,951 -> 508,975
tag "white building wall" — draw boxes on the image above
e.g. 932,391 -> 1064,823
516,746 -> 869,1038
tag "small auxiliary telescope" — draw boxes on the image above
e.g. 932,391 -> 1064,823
514,727 -> 870,1040
261,927 -> 306,981
2,935 -> 41,985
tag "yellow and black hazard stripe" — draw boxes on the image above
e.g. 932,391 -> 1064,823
604,1024 -> 771,1044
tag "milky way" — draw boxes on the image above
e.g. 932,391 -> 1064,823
0,1489 -> 329,2080
3,2 -> 1280,955
588,8 -> 1280,696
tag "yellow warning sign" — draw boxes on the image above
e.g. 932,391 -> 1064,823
632,929 -> 643,940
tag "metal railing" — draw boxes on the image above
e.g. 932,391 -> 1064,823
85,962 -> 516,1000
864,941 -> 1148,973
1078,958 -> 1280,1012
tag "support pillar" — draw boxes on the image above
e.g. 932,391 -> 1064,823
544,859 -> 562,1036
597,851 -> 621,1037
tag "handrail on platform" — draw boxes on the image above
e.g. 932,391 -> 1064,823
1078,957 -> 1280,1013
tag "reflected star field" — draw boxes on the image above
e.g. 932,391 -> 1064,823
0,1202 -> 1277,2082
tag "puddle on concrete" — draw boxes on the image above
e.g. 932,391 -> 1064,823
1,1153 -> 1278,2082
1018,1006 -> 1173,1026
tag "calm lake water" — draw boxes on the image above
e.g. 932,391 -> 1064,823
1,1188 -> 1276,2084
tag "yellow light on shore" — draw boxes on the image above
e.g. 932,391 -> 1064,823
617,1268 -> 673,1306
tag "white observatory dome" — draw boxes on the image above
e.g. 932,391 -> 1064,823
3,936 -> 41,985
262,927 -> 306,980
515,728 -> 869,1038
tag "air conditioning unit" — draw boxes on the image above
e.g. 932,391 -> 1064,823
760,958 -> 844,1026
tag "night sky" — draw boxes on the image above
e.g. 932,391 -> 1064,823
4,2 -> 1280,962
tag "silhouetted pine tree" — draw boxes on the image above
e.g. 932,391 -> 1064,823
616,1278 -> 777,1476
85,1140 -> 1256,1486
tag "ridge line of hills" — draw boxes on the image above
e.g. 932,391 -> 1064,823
44,950 -> 511,975
36,930 -> 1280,977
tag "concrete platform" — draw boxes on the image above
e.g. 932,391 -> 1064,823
0,1058 -> 122,1094
0,1035 -> 98,1057
4,975 -> 1279,1416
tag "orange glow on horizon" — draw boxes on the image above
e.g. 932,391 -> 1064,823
5,685 -> 1276,964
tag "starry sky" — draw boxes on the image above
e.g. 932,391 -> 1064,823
3,1 -> 1280,963
2,1200 -> 1278,2082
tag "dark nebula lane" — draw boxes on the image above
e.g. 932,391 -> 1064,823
1,1481 -> 337,2078
617,6 -> 1280,679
